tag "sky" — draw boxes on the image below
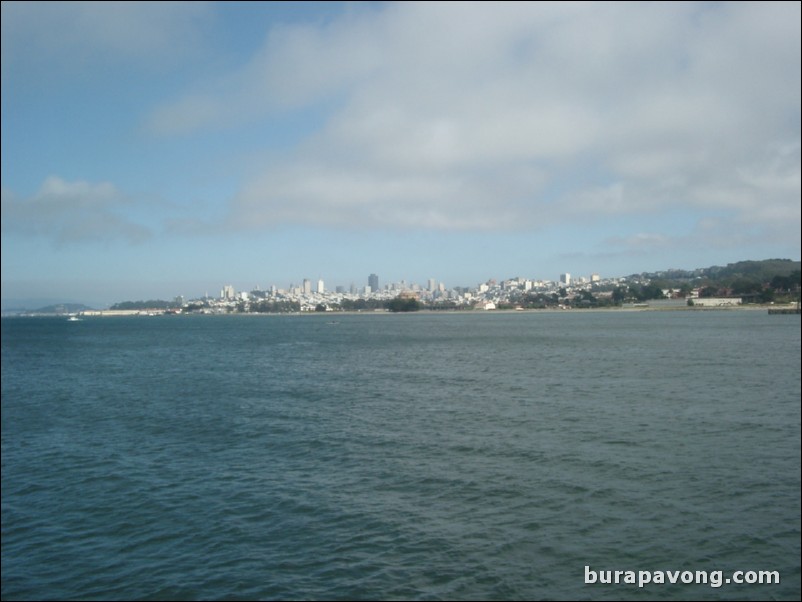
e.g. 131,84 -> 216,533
2,1 -> 800,308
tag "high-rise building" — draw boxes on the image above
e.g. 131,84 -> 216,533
369,273 -> 379,292
317,279 -> 325,294
591,274 -> 601,283
303,279 -> 312,295
428,278 -> 436,292
560,273 -> 571,286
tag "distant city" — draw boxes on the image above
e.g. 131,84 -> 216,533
4,259 -> 786,316
203,271 -> 612,313
4,259 -> 798,316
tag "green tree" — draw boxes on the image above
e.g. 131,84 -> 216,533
731,278 -> 761,295
612,287 -> 627,304
638,283 -> 665,301
386,297 -> 421,312
759,288 -> 775,303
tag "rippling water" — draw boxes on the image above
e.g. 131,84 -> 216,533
2,311 -> 800,600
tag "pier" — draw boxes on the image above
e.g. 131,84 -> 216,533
768,303 -> 800,315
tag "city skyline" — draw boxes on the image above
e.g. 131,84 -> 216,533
2,264 -> 609,310
15,256 -> 799,314
2,2 -> 800,309
8,255 -> 799,312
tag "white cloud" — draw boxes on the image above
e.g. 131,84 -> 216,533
606,232 -> 672,250
1,177 -> 151,244
146,2 -> 799,240
230,158 -> 542,231
1,1 -> 212,75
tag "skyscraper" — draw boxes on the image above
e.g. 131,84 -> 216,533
369,273 -> 379,292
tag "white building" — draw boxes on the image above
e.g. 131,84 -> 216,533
692,297 -> 742,307
560,273 -> 571,286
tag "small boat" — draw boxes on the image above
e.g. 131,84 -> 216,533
67,315 -> 82,321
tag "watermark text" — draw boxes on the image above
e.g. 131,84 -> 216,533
584,565 -> 780,589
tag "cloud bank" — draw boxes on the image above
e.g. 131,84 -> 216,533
1,177 -> 151,245
1,1 -> 212,76
144,1 -> 799,245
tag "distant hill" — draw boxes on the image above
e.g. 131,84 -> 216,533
639,259 -> 800,284
32,303 -> 96,315
701,259 -> 801,281
109,300 -> 181,310
634,258 -> 800,302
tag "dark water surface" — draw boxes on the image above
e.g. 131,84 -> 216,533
2,311 -> 800,600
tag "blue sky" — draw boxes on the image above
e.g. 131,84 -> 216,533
2,1 -> 800,308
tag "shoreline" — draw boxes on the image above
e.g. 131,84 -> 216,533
6,303 -> 799,318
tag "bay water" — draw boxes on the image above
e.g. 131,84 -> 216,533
2,311 -> 800,600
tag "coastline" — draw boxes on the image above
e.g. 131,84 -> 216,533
42,303 -> 802,317
4,302 -> 799,318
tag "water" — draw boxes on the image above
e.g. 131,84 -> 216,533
2,311 -> 800,600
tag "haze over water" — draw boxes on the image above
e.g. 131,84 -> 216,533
2,311 -> 800,600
